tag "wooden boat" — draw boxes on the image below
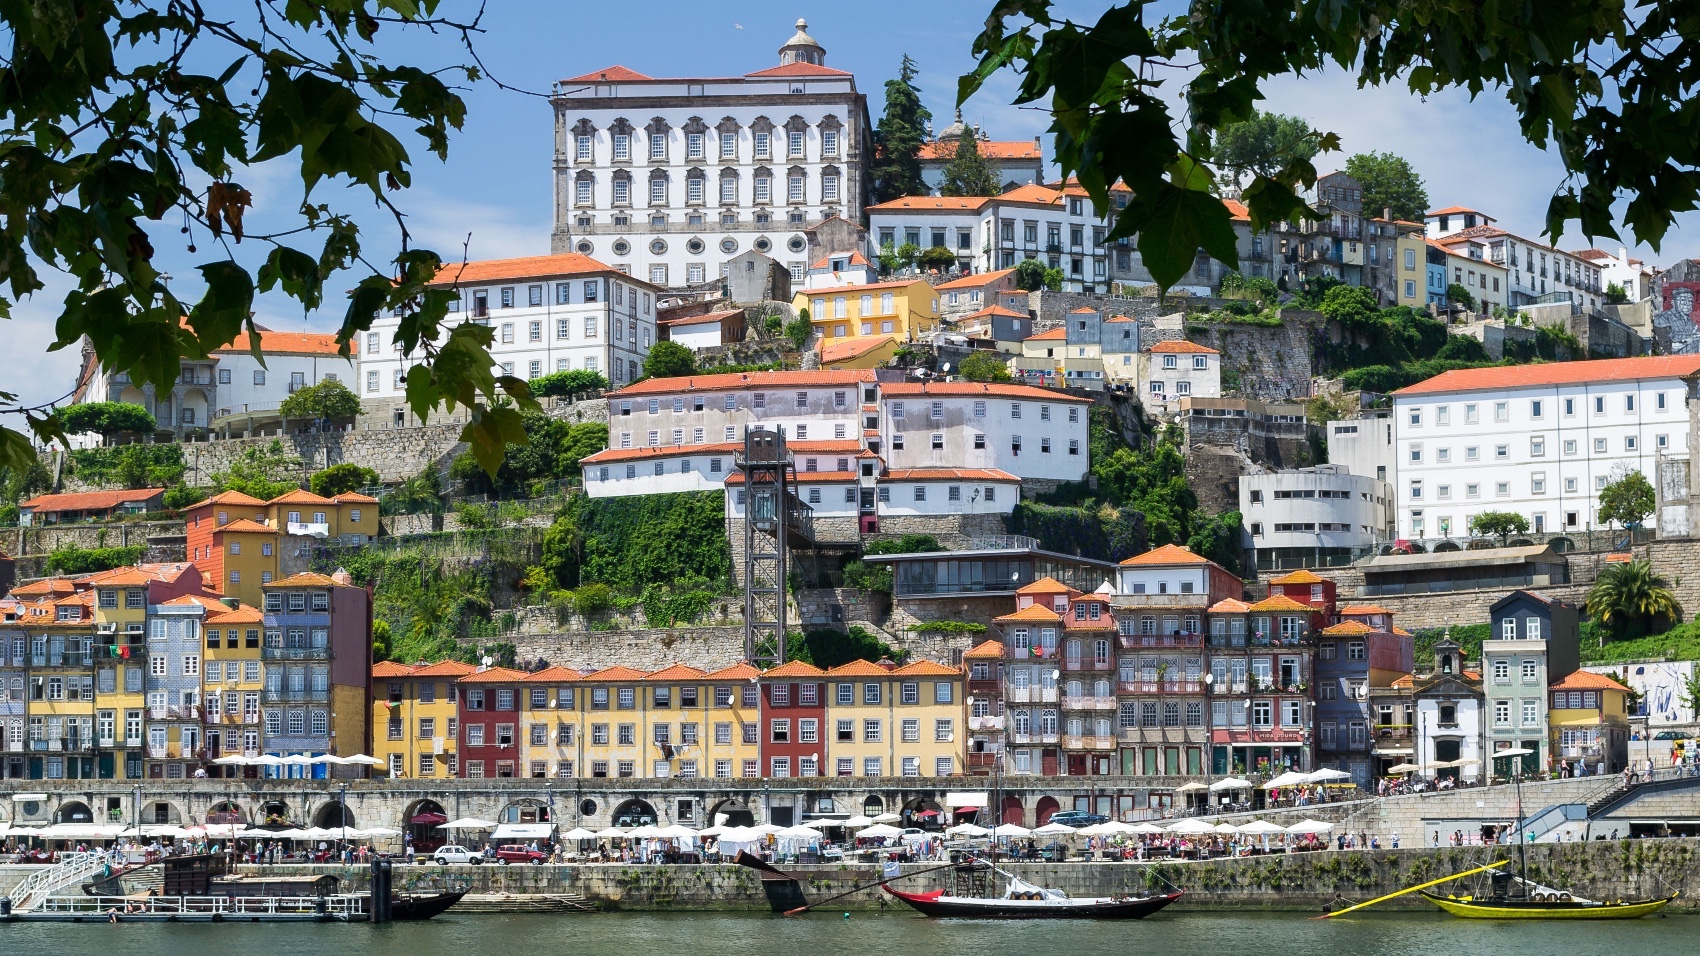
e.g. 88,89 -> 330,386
884,884 -> 1182,919
1419,890 -> 1674,920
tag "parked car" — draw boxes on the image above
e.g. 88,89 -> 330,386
495,844 -> 548,865
431,844 -> 482,865
1046,810 -> 1108,827
1654,730 -> 1694,740
898,827 -> 931,844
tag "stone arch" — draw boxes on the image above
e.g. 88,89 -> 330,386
404,798 -> 448,851
206,801 -> 247,825
860,795 -> 884,816
1432,541 -> 1463,553
1034,795 -> 1061,825
1000,795 -> 1026,826
1549,536 -> 1577,553
180,386 -> 209,427
53,800 -> 94,824
611,798 -> 657,827
706,799 -> 755,828
313,802 -> 356,829
500,798 -> 552,824
900,796 -> 943,826
256,799 -> 294,827
118,385 -> 146,407
141,800 -> 184,825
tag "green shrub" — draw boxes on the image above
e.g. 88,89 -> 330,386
573,583 -> 613,616
59,402 -> 156,435
68,444 -> 185,488
910,621 -> 988,634
162,485 -> 210,510
47,544 -> 144,575
529,369 -> 609,397
840,560 -> 892,593
278,379 -> 361,420
310,463 -> 378,497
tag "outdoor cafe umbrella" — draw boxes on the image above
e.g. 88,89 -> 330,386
841,814 -> 876,827
989,823 -> 1031,838
1263,770 -> 1310,789
948,822 -> 990,837
1166,818 -> 1217,835
1173,781 -> 1208,792
1387,762 -> 1420,774
857,823 -> 904,839
1208,776 -> 1254,792
362,827 -> 402,837
1033,821 -> 1077,836
656,824 -> 699,840
440,818 -> 496,830
593,827 -> 632,839
695,823 -> 730,837
340,754 -> 384,766
560,827 -> 598,842
1237,820 -> 1288,835
1303,768 -> 1353,783
1284,819 -> 1335,834
626,824 -> 664,839
1127,822 -> 1167,835
870,812 -> 902,823
1212,822 -> 1240,835
1077,822 -> 1119,836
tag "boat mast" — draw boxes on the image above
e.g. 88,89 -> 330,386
1514,758 -> 1528,893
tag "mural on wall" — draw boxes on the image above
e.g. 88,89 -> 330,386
1587,660 -> 1696,726
1652,260 -> 1700,354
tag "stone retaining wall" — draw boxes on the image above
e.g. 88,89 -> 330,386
0,519 -> 182,558
176,422 -> 466,485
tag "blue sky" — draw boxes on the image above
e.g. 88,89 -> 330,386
9,0 -> 1695,411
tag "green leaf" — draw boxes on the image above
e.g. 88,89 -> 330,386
460,404 -> 527,478
0,426 -> 36,476
187,261 -> 257,358
1133,182 -> 1241,289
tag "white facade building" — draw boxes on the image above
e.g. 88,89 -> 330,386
357,253 -> 662,414
1424,207 -> 1604,310
580,370 -> 1087,518
549,20 -> 871,289
1240,465 -> 1394,572
1574,247 -> 1656,303
1389,356 -> 1700,543
1138,340 -> 1220,416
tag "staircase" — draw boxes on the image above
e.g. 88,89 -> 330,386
450,891 -> 594,913
1587,771 -> 1700,819
5,852 -> 110,911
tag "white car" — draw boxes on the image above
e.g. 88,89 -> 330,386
431,845 -> 482,865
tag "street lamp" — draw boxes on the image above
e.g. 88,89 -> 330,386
1202,672 -> 1215,801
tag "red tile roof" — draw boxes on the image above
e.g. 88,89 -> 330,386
267,489 -> 334,505
429,253 -> 642,288
1119,544 -> 1210,567
206,604 -> 264,625
1208,598 -> 1251,613
704,662 -> 762,681
744,62 -> 853,78
799,278 -> 930,297
1269,570 -> 1327,585
865,195 -> 988,212
373,661 -> 415,679
645,664 -> 708,682
662,309 -> 744,329
268,572 -> 346,588
608,369 -> 876,398
892,659 -> 961,677
1552,670 -> 1631,693
1339,604 -> 1391,616
962,305 -> 1027,320
1248,595 -> 1313,613
762,660 -> 825,679
333,492 -> 379,504
522,665 -> 584,683
191,491 -> 268,509
810,252 -> 869,269
1016,576 -> 1071,594
883,467 -> 1020,483
411,660 -> 478,678
1427,205 -> 1490,217
1146,340 -> 1218,354
935,268 -> 1016,290
917,140 -> 1041,161
824,659 -> 895,677
1224,199 -> 1251,222
562,65 -> 653,83
1395,356 -> 1700,395
1322,620 -> 1374,635
213,519 -> 277,535
724,470 -> 857,486
211,330 -> 351,358
994,184 -> 1066,207
963,639 -> 1006,659
880,381 -> 1091,403
1024,327 -> 1067,341
995,604 -> 1063,623
20,488 -> 165,513
456,666 -> 531,684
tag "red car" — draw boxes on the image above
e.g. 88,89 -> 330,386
494,844 -> 548,865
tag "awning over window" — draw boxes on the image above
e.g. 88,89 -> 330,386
943,791 -> 989,808
491,823 -> 555,841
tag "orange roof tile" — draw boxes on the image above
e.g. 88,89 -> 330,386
865,195 -> 989,212
809,252 -> 869,270
522,665 -> 584,682
1395,356 -> 1700,395
1146,340 -> 1218,354
213,519 -> 277,535
1208,598 -> 1251,613
1269,569 -> 1326,585
800,278 -> 930,297
892,659 -> 961,677
1339,605 -> 1391,616
1016,576 -> 1070,595
563,65 -> 653,83
206,604 -> 264,625
963,639 -> 1006,659
744,61 -> 852,78
762,660 -> 825,679
190,490 -> 268,509
411,660 -> 478,678
819,336 -> 898,365
879,381 -> 1090,403
430,253 -> 645,289
456,666 -> 531,684
1223,198 -> 1251,222
267,489 -> 333,505
267,572 -> 344,588
373,661 -> 416,679
883,468 -> 1020,483
1392,626 -> 1412,637
20,488 -> 165,513
663,308 -> 743,328
333,492 -> 379,504
1552,671 -> 1631,693
995,604 -> 1063,623
704,662 -> 762,681
609,369 -> 876,398
7,579 -> 75,598
1322,620 -> 1374,635
645,664 -> 708,682
825,659 -> 894,677
211,330 -> 350,358
1391,675 -> 1414,689
1119,544 -> 1210,567
78,564 -> 190,587
580,665 -> 650,682
158,593 -> 226,609
1024,327 -> 1067,341
962,305 -> 1027,320
994,183 -> 1066,207
1249,595 -> 1313,613
1069,307 -> 1098,314
723,470 -> 857,486
1427,205 -> 1489,217
935,268 -> 1016,290
917,140 -> 1041,161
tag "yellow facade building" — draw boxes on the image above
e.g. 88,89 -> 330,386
202,601 -> 265,770
822,659 -> 966,778
1549,670 -> 1633,772
373,659 -> 475,779
798,279 -> 939,350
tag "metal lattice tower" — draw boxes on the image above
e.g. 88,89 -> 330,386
737,426 -> 813,666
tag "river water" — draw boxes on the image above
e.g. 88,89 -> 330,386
3,911 -> 1693,956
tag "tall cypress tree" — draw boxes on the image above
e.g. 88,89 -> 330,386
939,128 -> 1001,197
870,54 -> 931,202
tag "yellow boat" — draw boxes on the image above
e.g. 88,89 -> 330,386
1420,890 -> 1676,920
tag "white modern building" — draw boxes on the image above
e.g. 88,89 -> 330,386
549,19 -> 871,288
1388,356 -> 1700,543
1240,465 -> 1394,571
357,253 -> 662,420
580,370 -> 1088,519
1425,207 -> 1605,310
1573,247 -> 1657,303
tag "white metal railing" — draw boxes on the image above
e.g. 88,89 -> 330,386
7,851 -> 108,911
36,893 -> 363,919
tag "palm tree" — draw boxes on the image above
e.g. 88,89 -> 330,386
1585,560 -> 1683,643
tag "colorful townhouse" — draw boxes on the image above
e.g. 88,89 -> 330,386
454,666 -> 529,779
760,660 -> 828,779
184,490 -> 379,607
259,572 -> 372,776
820,659 -> 965,779
373,659 -> 476,779
1549,670 -> 1632,773
87,564 -> 204,779
201,599 -> 265,772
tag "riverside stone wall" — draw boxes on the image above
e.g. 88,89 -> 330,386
176,422 -> 467,485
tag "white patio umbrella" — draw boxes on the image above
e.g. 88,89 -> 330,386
841,814 -> 876,827
1263,770 -> 1310,789
656,824 -> 698,840
1099,820 -> 1142,834
1237,820 -> 1289,835
1166,818 -> 1217,835
212,755 -> 250,766
857,823 -> 904,839
947,822 -> 990,837
989,823 -> 1032,838
1212,822 -> 1240,835
1033,821 -> 1076,835
1284,819 -> 1335,834
340,754 -> 384,766
1127,822 -> 1168,835
626,824 -> 664,839
439,817 -> 497,830
870,812 -> 902,823
1208,776 -> 1254,792
1077,822 -> 1117,836
559,827 -> 599,841
1304,768 -> 1353,783
695,823 -> 730,837
251,754 -> 284,767
777,825 -> 823,838
1172,781 -> 1209,792
1387,762 -> 1420,774
278,754 -> 315,767
362,826 -> 402,837
593,826 -> 631,839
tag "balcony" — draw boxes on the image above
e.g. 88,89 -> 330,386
262,687 -> 330,704
967,678 -> 1002,696
1061,696 -> 1117,711
967,753 -> 1000,769
1374,723 -> 1415,741
261,645 -> 330,661
1118,633 -> 1204,649
147,746 -> 167,759
968,714 -> 1005,731
1006,687 -> 1058,704
1116,680 -> 1204,695
285,522 -> 330,537
1062,658 -> 1115,672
